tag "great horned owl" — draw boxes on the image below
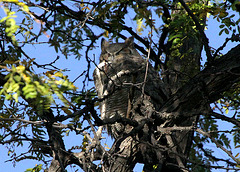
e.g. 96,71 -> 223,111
93,37 -> 166,139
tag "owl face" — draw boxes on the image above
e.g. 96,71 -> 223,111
100,37 -> 141,62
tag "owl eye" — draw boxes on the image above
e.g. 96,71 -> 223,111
107,52 -> 114,61
107,49 -> 122,59
114,50 -> 122,56
122,48 -> 131,54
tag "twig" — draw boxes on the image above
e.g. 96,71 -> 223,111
214,34 -> 240,58
76,5 -> 95,30
213,38 -> 230,58
0,117 -> 44,125
196,141 -> 236,166
142,29 -> 152,95
196,128 -> 240,165
157,125 -> 194,133
208,111 -> 240,128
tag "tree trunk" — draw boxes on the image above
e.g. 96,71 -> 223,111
162,0 -> 208,168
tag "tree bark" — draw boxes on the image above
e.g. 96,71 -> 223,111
99,34 -> 240,172
163,0 -> 207,168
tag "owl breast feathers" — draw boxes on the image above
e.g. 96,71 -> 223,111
93,37 -> 166,139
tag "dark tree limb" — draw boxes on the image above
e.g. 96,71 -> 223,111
160,44 -> 240,114
208,111 -> 240,128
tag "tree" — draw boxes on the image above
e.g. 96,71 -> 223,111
0,0 -> 240,171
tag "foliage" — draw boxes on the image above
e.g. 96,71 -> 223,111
25,164 -> 43,172
0,0 -> 239,171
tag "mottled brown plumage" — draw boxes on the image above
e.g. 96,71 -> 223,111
93,37 -> 166,138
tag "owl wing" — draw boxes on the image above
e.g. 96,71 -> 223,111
93,54 -> 167,138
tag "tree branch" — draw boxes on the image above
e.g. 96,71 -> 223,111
196,141 -> 236,166
160,44 -> 240,114
196,128 -> 240,165
208,111 -> 240,128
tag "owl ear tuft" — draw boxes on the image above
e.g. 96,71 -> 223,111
125,37 -> 134,47
101,38 -> 109,52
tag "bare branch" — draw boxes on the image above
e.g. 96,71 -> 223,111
196,128 -> 240,165
0,117 -> 44,125
208,111 -> 240,128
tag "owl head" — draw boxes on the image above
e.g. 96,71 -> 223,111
100,37 -> 141,62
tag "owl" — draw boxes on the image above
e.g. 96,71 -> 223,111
93,37 -> 166,139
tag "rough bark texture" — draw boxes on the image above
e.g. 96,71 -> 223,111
101,43 -> 240,172
158,0 -> 206,169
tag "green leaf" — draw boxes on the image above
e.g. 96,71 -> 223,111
219,24 -> 225,28
12,93 -> 19,102
224,28 -> 229,34
219,29 -> 224,35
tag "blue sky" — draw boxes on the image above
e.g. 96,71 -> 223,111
0,2 -> 240,172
